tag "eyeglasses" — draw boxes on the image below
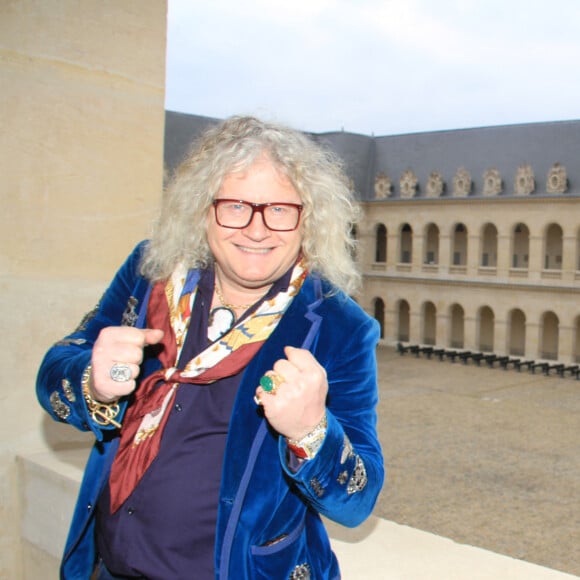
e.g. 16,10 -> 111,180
212,199 -> 303,231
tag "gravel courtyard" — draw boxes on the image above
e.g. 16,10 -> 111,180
373,346 -> 580,577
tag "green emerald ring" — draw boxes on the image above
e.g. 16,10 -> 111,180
259,372 -> 284,395
260,375 -> 274,392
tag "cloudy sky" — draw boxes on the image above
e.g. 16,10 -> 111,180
165,0 -> 580,136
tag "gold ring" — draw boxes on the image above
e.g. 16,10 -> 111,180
253,394 -> 262,406
259,372 -> 284,395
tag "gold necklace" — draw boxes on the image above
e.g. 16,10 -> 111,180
214,282 -> 255,311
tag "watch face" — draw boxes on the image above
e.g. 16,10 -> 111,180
299,430 -> 326,459
208,306 -> 236,342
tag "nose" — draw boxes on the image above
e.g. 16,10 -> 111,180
242,209 -> 271,239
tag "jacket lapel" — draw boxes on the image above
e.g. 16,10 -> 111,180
223,274 -> 322,485
215,275 -> 324,569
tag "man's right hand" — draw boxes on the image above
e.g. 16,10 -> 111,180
89,327 -> 164,402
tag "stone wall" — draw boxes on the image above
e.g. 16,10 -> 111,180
0,1 -> 167,576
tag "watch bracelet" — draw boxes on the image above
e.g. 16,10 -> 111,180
286,411 -> 328,447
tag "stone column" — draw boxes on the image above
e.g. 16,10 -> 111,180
466,234 -> 479,276
558,323 -> 575,364
358,228 -> 375,271
439,233 -> 451,274
413,233 -> 424,271
496,233 -> 511,278
438,311 -> 451,348
409,309 -> 422,344
562,234 -> 577,283
463,315 -> 477,351
528,235 -> 543,281
387,232 -> 399,270
526,321 -> 540,359
384,303 -> 398,344
494,317 -> 508,356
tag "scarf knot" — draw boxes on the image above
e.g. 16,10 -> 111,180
164,366 -> 179,382
107,261 -> 307,513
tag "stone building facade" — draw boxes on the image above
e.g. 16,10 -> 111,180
357,125 -> 580,365
165,114 -> 580,365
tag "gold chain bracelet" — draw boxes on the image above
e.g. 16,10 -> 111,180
81,364 -> 122,428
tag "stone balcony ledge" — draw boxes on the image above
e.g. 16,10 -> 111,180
17,449 -> 578,580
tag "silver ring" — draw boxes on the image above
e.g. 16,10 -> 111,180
110,363 -> 132,382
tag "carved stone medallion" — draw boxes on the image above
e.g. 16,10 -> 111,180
452,167 -> 472,197
546,162 -> 567,194
374,173 -> 392,199
514,164 -> 535,195
400,169 -> 418,199
482,168 -> 502,196
426,171 -> 444,198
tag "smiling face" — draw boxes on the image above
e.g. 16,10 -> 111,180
207,156 -> 304,296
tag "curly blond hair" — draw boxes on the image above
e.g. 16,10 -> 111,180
141,116 -> 361,295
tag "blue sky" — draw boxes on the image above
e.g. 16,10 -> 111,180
165,0 -> 580,136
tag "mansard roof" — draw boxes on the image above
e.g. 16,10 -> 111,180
164,111 -> 580,200
371,120 -> 580,201
164,110 -> 220,171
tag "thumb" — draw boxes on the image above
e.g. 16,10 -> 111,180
142,328 -> 165,345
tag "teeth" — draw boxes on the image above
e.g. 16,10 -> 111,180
238,246 -> 271,254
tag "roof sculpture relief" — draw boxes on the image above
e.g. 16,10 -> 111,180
482,168 -> 502,196
400,170 -> 419,199
514,164 -> 535,195
452,167 -> 472,197
426,171 -> 445,198
546,162 -> 567,194
374,173 -> 392,199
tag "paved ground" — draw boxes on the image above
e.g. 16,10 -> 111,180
373,346 -> 580,577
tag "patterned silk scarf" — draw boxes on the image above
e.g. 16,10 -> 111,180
108,261 -> 307,513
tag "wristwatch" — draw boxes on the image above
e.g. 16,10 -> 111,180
286,413 -> 328,460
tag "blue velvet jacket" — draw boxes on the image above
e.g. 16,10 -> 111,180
37,243 -> 384,580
